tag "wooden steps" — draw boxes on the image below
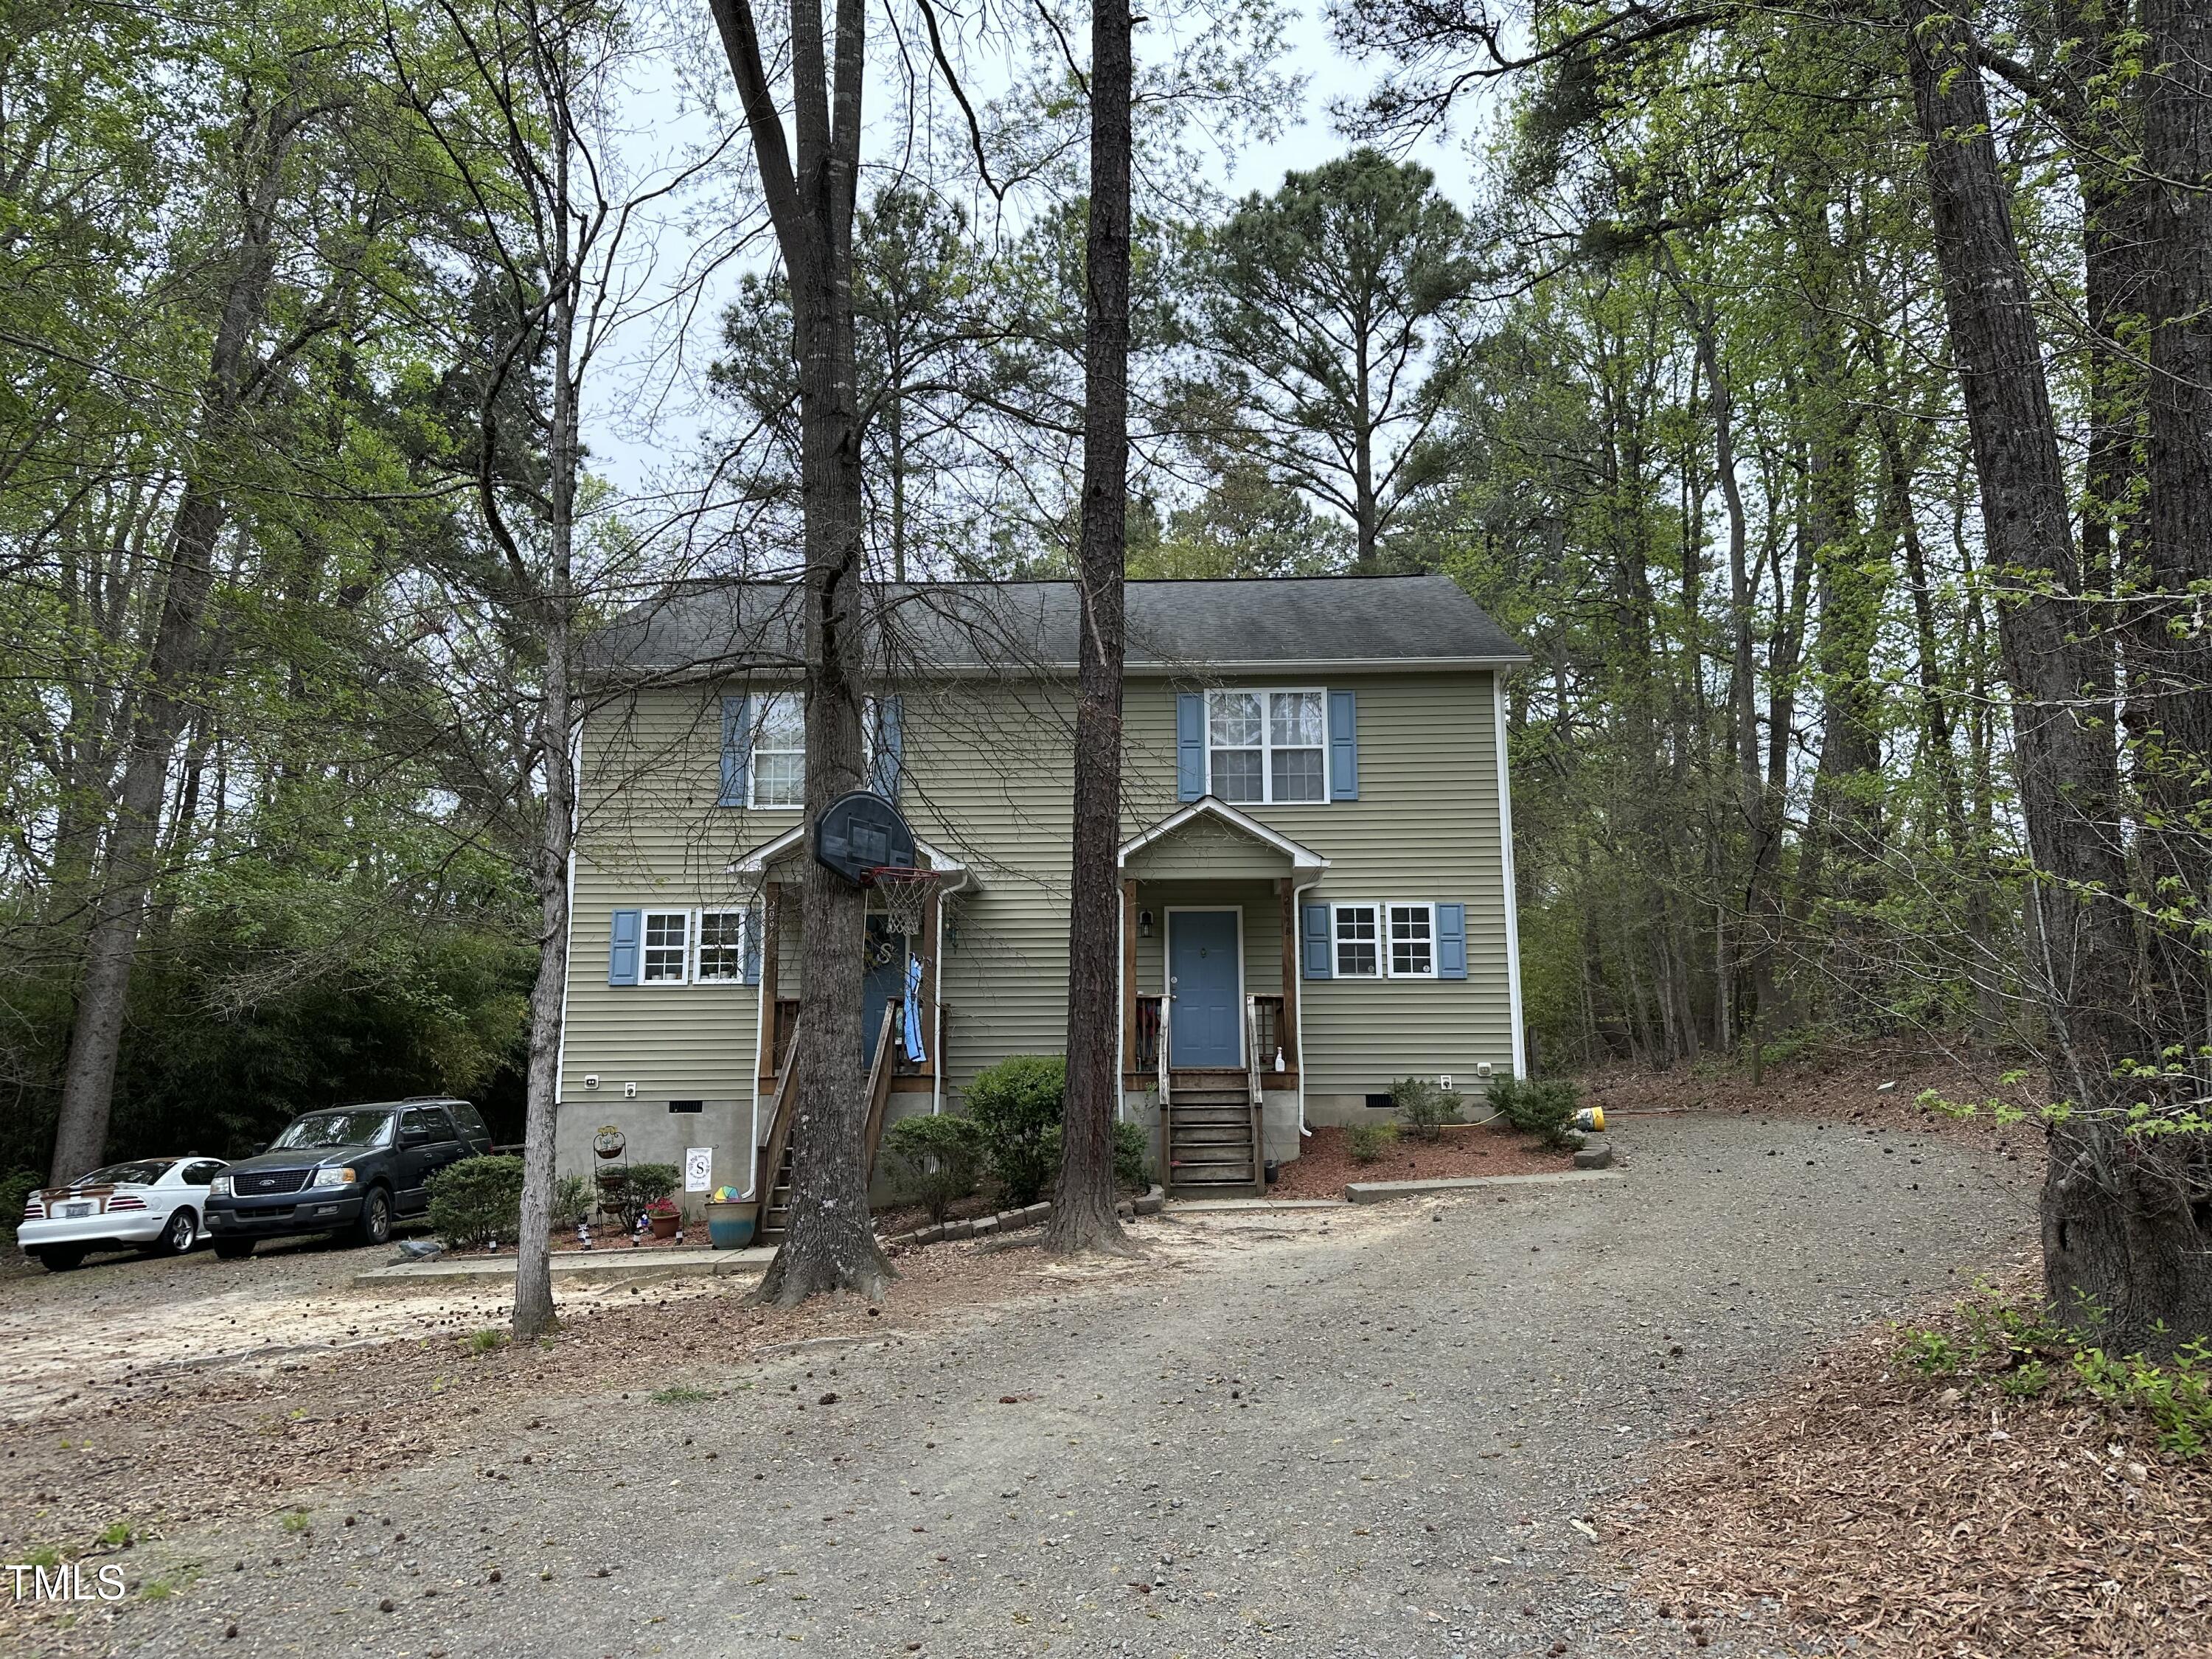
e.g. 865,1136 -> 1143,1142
757,1005 -> 899,1247
1165,1071 -> 1263,1197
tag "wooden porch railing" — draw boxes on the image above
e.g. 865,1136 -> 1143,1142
862,1001 -> 899,1162
1133,993 -> 1164,1073
1251,994 -> 1288,1072
762,998 -> 800,1087
756,1014 -> 803,1205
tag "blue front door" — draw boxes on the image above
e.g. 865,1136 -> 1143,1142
1168,910 -> 1241,1068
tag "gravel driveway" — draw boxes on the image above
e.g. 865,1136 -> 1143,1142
55,1110 -> 2034,1658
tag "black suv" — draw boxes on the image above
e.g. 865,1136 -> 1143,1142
204,1098 -> 493,1258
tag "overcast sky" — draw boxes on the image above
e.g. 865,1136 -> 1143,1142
582,3 -> 1475,495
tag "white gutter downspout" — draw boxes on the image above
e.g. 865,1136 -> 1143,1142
930,868 -> 971,1117
1494,672 -> 1528,1079
744,888 -> 768,1202
1292,873 -> 1324,1138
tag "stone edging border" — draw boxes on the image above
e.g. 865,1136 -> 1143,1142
881,1185 -> 1167,1251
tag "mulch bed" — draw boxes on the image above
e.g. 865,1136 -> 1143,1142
1265,1121 -> 1570,1200
1610,1270 -> 2212,1658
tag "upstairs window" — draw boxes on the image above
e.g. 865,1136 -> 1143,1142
641,911 -> 691,982
1208,689 -> 1325,805
750,692 -> 805,808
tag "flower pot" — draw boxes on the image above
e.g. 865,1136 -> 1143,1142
647,1209 -> 681,1240
704,1200 -> 757,1251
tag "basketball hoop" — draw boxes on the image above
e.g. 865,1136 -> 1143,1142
863,865 -> 939,939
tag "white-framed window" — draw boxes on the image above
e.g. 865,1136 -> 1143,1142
749,692 -> 805,809
1332,902 -> 1380,978
1208,688 -> 1326,805
1388,902 -> 1436,978
746,692 -> 887,809
641,911 -> 691,982
694,910 -> 751,982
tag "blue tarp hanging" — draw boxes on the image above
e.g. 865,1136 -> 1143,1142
902,953 -> 926,1063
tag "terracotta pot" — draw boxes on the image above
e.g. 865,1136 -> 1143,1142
647,1209 -> 680,1239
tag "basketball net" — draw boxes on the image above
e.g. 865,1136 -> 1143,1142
865,866 -> 937,942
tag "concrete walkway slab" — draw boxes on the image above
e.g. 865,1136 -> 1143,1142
352,1244 -> 773,1292
1343,1168 -> 1627,1203
1162,1196 -> 1347,1212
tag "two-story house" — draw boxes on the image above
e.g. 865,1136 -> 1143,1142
555,575 -> 1529,1211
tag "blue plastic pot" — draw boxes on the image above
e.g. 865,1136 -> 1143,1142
704,1201 -> 756,1250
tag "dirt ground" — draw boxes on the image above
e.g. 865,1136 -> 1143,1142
1267,1120 -> 1568,1198
1,1097 -> 2041,1659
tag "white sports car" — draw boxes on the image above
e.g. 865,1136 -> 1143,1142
18,1157 -> 229,1271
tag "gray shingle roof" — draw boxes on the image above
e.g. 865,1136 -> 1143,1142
585,575 -> 1528,679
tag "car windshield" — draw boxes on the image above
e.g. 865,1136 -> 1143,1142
271,1111 -> 394,1151
72,1160 -> 176,1188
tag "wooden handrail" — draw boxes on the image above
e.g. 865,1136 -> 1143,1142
862,1001 -> 899,1171
756,1015 -> 803,1203
1245,995 -> 1266,1197
1157,996 -> 1172,1187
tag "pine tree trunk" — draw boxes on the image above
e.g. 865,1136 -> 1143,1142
711,0 -> 888,1305
1902,0 -> 2209,1354
1043,0 -> 1136,1257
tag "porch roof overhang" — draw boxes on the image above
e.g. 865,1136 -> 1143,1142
728,825 -> 981,891
1116,796 -> 1330,876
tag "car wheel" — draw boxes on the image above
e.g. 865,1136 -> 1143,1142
153,1208 -> 198,1256
36,1246 -> 86,1273
213,1238 -> 255,1261
355,1186 -> 392,1247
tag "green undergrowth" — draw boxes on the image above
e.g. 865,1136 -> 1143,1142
1899,1287 -> 2212,1460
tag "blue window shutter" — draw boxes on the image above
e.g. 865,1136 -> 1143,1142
1436,903 -> 1467,980
1301,904 -> 1332,979
871,694 -> 904,800
719,696 -> 751,807
1176,692 -> 1206,801
1328,690 -> 1359,800
608,909 -> 642,986
741,905 -> 763,985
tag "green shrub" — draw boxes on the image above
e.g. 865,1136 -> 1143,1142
427,1155 -> 525,1249
1347,1123 -> 1397,1164
0,1169 -> 41,1250
625,1163 -> 681,1208
2076,1339 -> 2212,1460
964,1054 -> 1066,1206
1113,1119 -> 1151,1192
550,1173 -> 592,1231
882,1113 -> 988,1222
1391,1077 -> 1464,1141
1486,1076 -> 1579,1150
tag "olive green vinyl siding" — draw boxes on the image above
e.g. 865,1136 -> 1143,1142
558,689 -> 774,1115
1121,673 -> 1513,1100
1124,816 -> 1294,880
557,667 -> 1515,1138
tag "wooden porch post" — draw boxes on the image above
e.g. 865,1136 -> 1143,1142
758,880 -> 782,1085
1278,876 -> 1298,1072
1121,877 -> 1139,1078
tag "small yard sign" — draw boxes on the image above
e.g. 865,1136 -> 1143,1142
684,1146 -> 712,1193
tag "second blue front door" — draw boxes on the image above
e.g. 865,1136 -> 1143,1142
1168,910 -> 1241,1068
